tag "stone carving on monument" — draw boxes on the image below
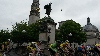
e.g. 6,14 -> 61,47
39,2 -> 57,44
38,3 -> 57,56
29,0 -> 40,24
39,16 -> 57,44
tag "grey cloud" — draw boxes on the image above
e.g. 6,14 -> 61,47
0,0 -> 32,30
0,0 -> 100,31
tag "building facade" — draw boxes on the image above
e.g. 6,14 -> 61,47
58,17 -> 100,46
83,17 -> 99,45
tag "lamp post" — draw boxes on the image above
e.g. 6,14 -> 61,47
47,25 -> 51,43
48,25 -> 51,33
22,30 -> 26,44
69,33 -> 72,36
68,33 -> 72,47
22,30 -> 26,33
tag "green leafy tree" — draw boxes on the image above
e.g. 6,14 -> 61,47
27,23 -> 39,42
11,20 -> 40,43
0,29 -> 11,43
11,21 -> 29,43
59,20 -> 87,44
74,32 -> 87,44
55,29 -> 63,41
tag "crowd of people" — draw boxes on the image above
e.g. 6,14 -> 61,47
0,39 -> 10,56
1,40 -> 100,56
27,40 -> 100,56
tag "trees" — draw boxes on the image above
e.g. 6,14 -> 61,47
0,29 -> 11,43
11,21 -> 39,43
58,20 -> 87,44
55,29 -> 63,41
75,32 -> 87,44
27,23 -> 39,42
11,21 -> 28,43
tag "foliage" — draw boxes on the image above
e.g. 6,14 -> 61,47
0,29 -> 11,43
11,21 -> 28,43
11,21 -> 39,43
27,23 -> 39,42
75,32 -> 87,44
0,21 -> 40,46
58,20 -> 87,44
55,29 -> 62,41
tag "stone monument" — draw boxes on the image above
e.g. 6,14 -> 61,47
29,0 -> 40,24
38,3 -> 57,55
39,2 -> 56,44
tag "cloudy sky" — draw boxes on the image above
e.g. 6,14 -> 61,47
0,0 -> 100,31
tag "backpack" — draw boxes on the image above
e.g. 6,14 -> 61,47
78,47 -> 82,51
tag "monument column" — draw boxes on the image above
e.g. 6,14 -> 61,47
39,3 -> 57,55
29,0 -> 40,24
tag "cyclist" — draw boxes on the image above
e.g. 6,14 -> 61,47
60,40 -> 69,52
34,41 -> 45,56
60,40 -> 70,55
81,44 -> 86,56
49,40 -> 61,56
27,42 -> 36,56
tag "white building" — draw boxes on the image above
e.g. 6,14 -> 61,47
58,17 -> 100,46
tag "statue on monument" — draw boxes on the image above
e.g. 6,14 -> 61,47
44,2 -> 52,16
87,17 -> 91,25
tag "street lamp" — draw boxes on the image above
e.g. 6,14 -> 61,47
22,30 -> 26,43
68,33 -> 75,48
69,33 -> 72,36
22,30 -> 26,33
68,33 -> 72,47
48,25 -> 51,33
47,25 -> 51,43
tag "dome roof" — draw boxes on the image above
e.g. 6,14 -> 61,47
83,17 -> 99,32
83,24 -> 99,32
83,17 -> 99,39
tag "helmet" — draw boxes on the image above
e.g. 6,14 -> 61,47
66,42 -> 69,45
8,39 -> 10,41
65,40 -> 69,43
32,42 -> 36,44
